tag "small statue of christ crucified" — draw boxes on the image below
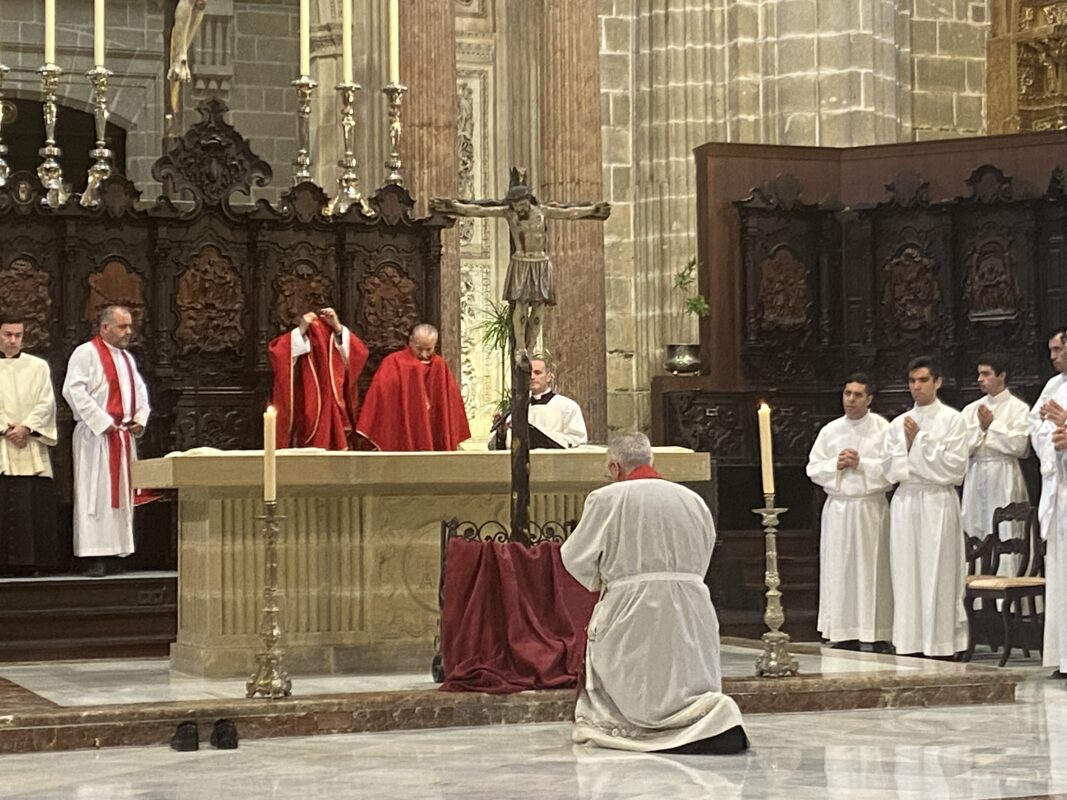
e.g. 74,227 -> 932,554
430,168 -> 610,369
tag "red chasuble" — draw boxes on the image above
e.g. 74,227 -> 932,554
357,348 -> 471,451
268,318 -> 369,450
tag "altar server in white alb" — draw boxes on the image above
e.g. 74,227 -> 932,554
961,352 -> 1031,574
561,432 -> 747,754
881,356 -> 969,657
1033,327 -> 1067,679
62,306 -> 150,574
489,356 -> 587,450
806,373 -> 893,650
0,314 -> 60,574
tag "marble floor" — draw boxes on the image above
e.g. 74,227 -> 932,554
1,667 -> 1064,799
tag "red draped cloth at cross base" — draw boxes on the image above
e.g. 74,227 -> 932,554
356,348 -> 471,451
438,539 -> 598,694
268,318 -> 369,450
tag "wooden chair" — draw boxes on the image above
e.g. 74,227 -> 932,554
962,502 -> 1045,666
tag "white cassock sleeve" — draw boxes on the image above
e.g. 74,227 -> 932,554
1031,378 -> 1061,480
805,426 -> 840,489
62,346 -> 114,436
131,356 -> 151,429
289,326 -> 351,360
881,421 -> 910,485
983,401 -> 1030,459
559,403 -> 588,448
21,364 -> 58,446
560,492 -> 608,592
907,415 -> 969,486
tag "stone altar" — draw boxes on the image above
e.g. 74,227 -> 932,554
133,448 -> 710,678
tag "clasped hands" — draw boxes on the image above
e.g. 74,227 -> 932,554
2,423 -> 31,450
836,448 -> 860,470
298,307 -> 343,336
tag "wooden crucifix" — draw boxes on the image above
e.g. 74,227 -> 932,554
430,168 -> 610,542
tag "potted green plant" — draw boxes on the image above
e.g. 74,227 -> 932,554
665,257 -> 709,375
479,300 -> 512,416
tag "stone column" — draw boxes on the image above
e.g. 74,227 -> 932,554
400,0 -> 461,370
539,0 -> 607,441
505,1 -> 541,178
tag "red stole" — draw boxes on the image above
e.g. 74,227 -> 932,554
268,318 -> 368,450
622,464 -> 662,481
90,336 -> 136,509
357,348 -> 471,451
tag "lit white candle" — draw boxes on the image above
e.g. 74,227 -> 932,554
341,0 -> 352,83
299,0 -> 310,76
264,406 -> 277,502
44,0 -> 56,64
93,0 -> 105,67
757,402 -> 775,496
388,0 -> 399,84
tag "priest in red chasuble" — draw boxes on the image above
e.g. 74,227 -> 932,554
357,323 -> 471,451
268,307 -> 368,451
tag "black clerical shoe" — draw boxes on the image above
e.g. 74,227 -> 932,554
1051,670 -> 1067,680
82,559 -> 107,578
659,726 -> 750,756
170,721 -> 199,752
210,719 -> 239,750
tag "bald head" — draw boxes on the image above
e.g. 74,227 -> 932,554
409,323 -> 438,362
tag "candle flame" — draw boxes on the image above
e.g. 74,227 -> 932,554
758,401 -> 770,411
266,405 -> 275,414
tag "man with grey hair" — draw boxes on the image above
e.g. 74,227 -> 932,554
357,323 -> 470,451
62,306 -> 150,576
560,432 -> 747,753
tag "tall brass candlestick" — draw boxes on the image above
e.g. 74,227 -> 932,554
80,65 -> 114,208
37,63 -> 69,208
753,494 -> 799,678
381,81 -> 407,185
291,74 -> 317,184
246,500 -> 292,699
325,81 -> 373,217
0,64 -> 9,188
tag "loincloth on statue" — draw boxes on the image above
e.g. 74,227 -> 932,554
503,255 -> 557,305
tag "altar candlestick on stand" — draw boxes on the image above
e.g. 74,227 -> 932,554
81,0 -> 112,207
381,82 -> 407,185
37,62 -> 68,208
381,0 -> 406,185
0,64 -> 10,188
754,402 -> 799,678
291,75 -> 317,184
247,406 -> 293,699
291,0 -> 316,184
80,66 -> 114,207
324,80 -> 373,217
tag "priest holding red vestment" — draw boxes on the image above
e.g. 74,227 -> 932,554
357,323 -> 471,451
268,307 -> 368,451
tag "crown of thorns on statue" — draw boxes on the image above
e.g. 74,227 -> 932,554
505,167 -> 536,204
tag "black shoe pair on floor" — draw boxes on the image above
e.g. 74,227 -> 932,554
170,719 -> 238,751
659,725 -> 750,755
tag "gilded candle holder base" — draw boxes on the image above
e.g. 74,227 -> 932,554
246,500 -> 293,700
37,63 -> 69,209
80,65 -> 114,208
753,494 -> 799,678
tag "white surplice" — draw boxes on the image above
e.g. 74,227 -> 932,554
560,477 -> 744,752
1038,378 -> 1067,671
806,412 -> 893,643
496,392 -> 588,449
961,390 -> 1030,576
881,400 -> 970,656
62,341 -> 150,557
0,354 -> 58,478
